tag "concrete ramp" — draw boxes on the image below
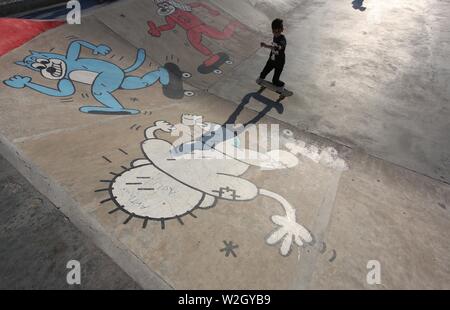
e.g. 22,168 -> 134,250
94,0 -> 261,89
1,0 -> 450,289
209,0 -> 303,31
0,16 -> 348,288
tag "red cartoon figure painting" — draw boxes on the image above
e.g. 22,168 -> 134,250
147,0 -> 244,74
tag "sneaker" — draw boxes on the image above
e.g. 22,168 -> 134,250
273,80 -> 285,88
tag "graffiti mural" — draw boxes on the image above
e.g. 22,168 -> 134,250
98,114 -> 313,257
3,40 -> 191,115
147,0 -> 244,74
281,129 -> 349,171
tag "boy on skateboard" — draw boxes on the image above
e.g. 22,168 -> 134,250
257,18 -> 286,89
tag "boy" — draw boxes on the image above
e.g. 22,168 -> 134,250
257,18 -> 286,89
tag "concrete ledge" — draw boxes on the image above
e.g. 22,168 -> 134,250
0,135 -> 172,290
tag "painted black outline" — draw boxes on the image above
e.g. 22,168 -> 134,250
97,163 -> 219,228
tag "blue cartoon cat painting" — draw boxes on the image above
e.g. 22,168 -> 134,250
3,40 -> 189,115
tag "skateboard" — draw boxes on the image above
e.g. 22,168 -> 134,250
256,79 -> 293,102
162,63 -> 194,99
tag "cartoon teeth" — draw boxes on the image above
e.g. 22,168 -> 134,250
39,59 -> 66,80
51,62 -> 62,77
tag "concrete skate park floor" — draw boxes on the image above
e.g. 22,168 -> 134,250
0,0 -> 449,289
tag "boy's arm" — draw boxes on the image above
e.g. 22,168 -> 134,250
260,42 -> 277,51
276,36 -> 287,52
261,38 -> 286,52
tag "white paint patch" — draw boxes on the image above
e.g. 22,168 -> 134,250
112,164 -> 205,219
261,189 -> 312,256
69,70 -> 99,85
106,114 -> 313,257
285,140 -> 348,171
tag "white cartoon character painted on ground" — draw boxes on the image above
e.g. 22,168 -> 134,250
101,114 -> 312,256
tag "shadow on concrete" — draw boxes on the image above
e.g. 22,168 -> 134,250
224,91 -> 284,127
171,92 -> 284,156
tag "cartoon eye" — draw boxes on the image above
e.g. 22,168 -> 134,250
160,3 -> 171,9
37,58 -> 50,65
182,72 -> 192,79
213,69 -> 222,75
225,60 -> 233,65
184,91 -> 194,97
32,63 -> 46,70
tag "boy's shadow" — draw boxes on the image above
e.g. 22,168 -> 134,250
224,92 -> 284,127
352,0 -> 367,11
173,92 -> 284,155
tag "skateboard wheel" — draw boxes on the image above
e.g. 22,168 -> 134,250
225,60 -> 233,65
182,72 -> 192,79
283,129 -> 293,137
213,69 -> 222,75
184,90 -> 195,97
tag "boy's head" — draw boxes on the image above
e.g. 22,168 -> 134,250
272,18 -> 284,37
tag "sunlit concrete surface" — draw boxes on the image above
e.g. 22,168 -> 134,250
210,0 -> 450,184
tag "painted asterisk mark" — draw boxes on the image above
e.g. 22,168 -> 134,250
220,240 -> 239,257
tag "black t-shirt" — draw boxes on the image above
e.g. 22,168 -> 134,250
270,34 -> 286,62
